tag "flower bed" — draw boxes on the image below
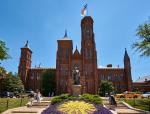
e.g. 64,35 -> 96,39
42,94 -> 112,114
42,102 -> 112,114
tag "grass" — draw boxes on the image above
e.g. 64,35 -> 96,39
121,98 -> 150,111
0,98 -> 29,113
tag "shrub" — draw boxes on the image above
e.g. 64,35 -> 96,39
51,94 -> 102,105
80,94 -> 102,105
51,94 -> 76,105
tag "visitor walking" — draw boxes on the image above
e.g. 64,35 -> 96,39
109,93 -> 117,111
29,92 -> 35,107
36,91 -> 42,103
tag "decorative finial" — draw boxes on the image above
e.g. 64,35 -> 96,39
39,63 -> 41,68
125,48 -> 128,54
64,29 -> 67,37
76,45 -> 77,49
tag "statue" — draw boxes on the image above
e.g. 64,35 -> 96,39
72,66 -> 80,85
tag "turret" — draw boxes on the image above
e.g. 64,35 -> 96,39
124,48 -> 132,91
18,41 -> 32,88
81,16 -> 98,94
56,31 -> 73,94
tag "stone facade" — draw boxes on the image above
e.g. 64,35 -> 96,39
18,16 -> 133,94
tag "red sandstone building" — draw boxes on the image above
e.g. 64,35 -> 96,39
18,16 -> 132,94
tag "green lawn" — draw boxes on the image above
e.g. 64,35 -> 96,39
0,98 -> 29,113
123,98 -> 150,111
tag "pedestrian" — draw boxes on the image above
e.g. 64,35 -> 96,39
36,91 -> 41,103
29,93 -> 34,107
109,93 -> 117,111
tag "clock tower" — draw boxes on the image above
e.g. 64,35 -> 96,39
81,16 -> 98,94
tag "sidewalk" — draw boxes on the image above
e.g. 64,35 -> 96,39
101,97 -> 149,114
2,98 -> 51,114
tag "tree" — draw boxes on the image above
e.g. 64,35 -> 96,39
99,80 -> 114,96
41,70 -> 56,96
132,19 -> 150,57
1,72 -> 24,92
0,40 -> 10,61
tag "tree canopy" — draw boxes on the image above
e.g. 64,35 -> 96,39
0,72 -> 24,92
41,70 -> 56,96
99,80 -> 114,96
0,40 -> 10,61
132,19 -> 150,57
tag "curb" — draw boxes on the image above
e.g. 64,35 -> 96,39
121,101 -> 149,114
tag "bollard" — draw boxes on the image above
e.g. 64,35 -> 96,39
20,98 -> 23,106
6,99 -> 9,109
149,101 -> 150,112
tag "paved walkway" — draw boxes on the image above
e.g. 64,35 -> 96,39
2,97 -> 149,114
2,98 -> 51,114
102,97 -> 149,114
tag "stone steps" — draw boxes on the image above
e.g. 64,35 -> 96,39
11,110 -> 37,113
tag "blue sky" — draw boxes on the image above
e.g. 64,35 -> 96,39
0,0 -> 150,81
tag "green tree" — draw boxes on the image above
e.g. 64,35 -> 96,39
132,19 -> 150,57
1,72 -> 24,92
0,40 -> 10,61
99,80 -> 114,96
41,70 -> 56,96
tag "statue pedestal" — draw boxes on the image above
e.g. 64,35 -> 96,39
72,85 -> 82,97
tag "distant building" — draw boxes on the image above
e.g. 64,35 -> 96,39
133,75 -> 150,92
18,16 -> 132,95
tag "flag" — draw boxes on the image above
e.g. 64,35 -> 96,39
81,4 -> 87,16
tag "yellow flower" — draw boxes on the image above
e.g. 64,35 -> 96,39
57,101 -> 96,114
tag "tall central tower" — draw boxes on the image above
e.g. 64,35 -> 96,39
81,16 -> 98,94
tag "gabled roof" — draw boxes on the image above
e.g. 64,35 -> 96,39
135,75 -> 150,82
73,47 -> 81,59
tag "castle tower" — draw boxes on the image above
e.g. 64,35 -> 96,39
124,48 -> 132,91
18,41 -> 32,88
56,31 -> 73,94
81,16 -> 98,94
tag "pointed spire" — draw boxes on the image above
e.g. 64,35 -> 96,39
124,48 -> 130,60
76,45 -> 77,49
64,29 -> 67,38
125,48 -> 128,56
24,40 -> 29,48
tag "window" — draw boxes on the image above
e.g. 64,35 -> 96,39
59,47 -> 63,57
66,48 -> 69,58
114,74 -> 118,81
108,74 -> 111,80
120,74 -> 124,81
85,49 -> 92,59
101,74 -> 105,80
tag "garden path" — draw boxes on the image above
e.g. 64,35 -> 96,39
102,97 -> 148,114
2,97 -> 50,114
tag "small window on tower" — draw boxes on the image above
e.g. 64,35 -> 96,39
59,47 -> 63,57
66,48 -> 69,58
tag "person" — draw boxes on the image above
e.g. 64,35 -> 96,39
109,93 -> 117,110
36,91 -> 42,103
29,93 -> 34,107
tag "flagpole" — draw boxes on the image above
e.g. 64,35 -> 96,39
86,0 -> 88,16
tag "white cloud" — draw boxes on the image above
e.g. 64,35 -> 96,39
98,65 -> 106,68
